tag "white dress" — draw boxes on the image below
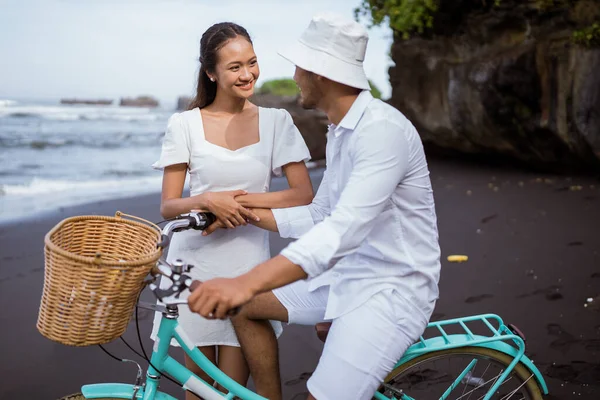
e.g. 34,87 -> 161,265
150,106 -> 310,347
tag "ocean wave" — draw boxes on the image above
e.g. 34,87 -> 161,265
79,113 -> 161,122
22,164 -> 42,170
102,169 -> 150,177
0,100 -> 18,107
6,112 -> 35,118
0,105 -> 168,122
0,134 -> 162,150
0,176 -> 162,197
0,164 -> 42,177
0,175 -> 165,223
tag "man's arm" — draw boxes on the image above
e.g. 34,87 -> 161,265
241,255 -> 307,294
248,170 -> 332,234
270,169 -> 332,238
203,169 -> 332,236
188,254 -> 306,319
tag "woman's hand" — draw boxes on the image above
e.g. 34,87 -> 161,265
204,190 -> 260,229
201,218 -> 227,236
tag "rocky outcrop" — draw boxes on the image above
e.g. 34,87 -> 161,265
388,0 -> 600,171
177,96 -> 192,111
251,94 -> 329,160
120,96 -> 159,108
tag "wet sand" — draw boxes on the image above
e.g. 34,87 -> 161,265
0,158 -> 598,399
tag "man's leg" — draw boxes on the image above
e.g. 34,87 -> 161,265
232,281 -> 329,400
305,290 -> 428,400
231,291 -> 288,400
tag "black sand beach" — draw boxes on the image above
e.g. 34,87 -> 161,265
0,159 -> 598,399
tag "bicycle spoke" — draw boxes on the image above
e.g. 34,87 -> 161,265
472,369 -> 506,400
499,375 -> 534,400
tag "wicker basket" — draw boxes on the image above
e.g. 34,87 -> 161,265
37,211 -> 162,346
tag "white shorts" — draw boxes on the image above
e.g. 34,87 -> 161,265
273,280 -> 429,400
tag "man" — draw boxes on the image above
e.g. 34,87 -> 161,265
188,13 -> 441,400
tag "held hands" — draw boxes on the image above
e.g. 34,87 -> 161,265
204,190 -> 260,230
188,277 -> 254,319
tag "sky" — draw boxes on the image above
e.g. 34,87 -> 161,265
0,0 -> 395,105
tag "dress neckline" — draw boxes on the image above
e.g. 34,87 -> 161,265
195,107 -> 262,153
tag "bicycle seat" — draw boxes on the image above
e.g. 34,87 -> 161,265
315,322 -> 332,342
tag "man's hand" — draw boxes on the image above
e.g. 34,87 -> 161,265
188,277 -> 255,319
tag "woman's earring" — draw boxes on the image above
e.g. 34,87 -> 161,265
210,77 -> 215,82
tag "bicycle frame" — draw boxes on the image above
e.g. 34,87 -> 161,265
79,214 -> 265,399
77,217 -> 548,400
80,311 -> 548,400
81,303 -> 267,400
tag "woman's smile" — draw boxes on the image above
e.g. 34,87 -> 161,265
236,80 -> 254,90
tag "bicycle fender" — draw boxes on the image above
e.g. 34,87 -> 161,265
474,340 -> 548,394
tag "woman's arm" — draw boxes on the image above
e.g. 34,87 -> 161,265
159,163 -> 258,227
202,207 -> 278,236
159,164 -> 210,219
235,162 -> 314,209
200,161 -> 314,236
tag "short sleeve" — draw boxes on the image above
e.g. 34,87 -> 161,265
271,109 -> 311,177
152,113 -> 190,170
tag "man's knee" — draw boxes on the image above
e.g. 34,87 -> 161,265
233,291 -> 288,323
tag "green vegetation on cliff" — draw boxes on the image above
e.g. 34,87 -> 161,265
356,0 -> 600,47
257,78 -> 299,96
355,0 -> 438,39
573,22 -> 600,47
369,80 -> 383,99
258,78 -> 383,99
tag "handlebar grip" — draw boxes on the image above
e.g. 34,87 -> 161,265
190,212 -> 216,231
204,212 -> 216,227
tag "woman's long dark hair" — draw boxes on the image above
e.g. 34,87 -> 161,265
188,22 -> 253,110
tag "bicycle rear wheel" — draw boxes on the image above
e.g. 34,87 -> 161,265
380,347 -> 543,400
57,394 -> 117,400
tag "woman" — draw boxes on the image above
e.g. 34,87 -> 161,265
150,22 -> 313,398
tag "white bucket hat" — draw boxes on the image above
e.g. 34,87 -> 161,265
278,12 -> 370,90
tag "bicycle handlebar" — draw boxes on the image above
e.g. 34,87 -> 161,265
151,211 -> 240,316
157,212 -> 216,249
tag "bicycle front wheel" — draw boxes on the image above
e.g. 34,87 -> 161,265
380,347 -> 543,400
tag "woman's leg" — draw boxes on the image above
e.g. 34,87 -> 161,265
184,346 -> 217,400
216,345 -> 250,392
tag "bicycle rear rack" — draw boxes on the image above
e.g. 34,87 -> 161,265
408,313 -> 525,358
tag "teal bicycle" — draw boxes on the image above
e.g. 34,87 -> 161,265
54,212 -> 548,400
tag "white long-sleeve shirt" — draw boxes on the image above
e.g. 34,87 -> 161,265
272,91 -> 441,320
